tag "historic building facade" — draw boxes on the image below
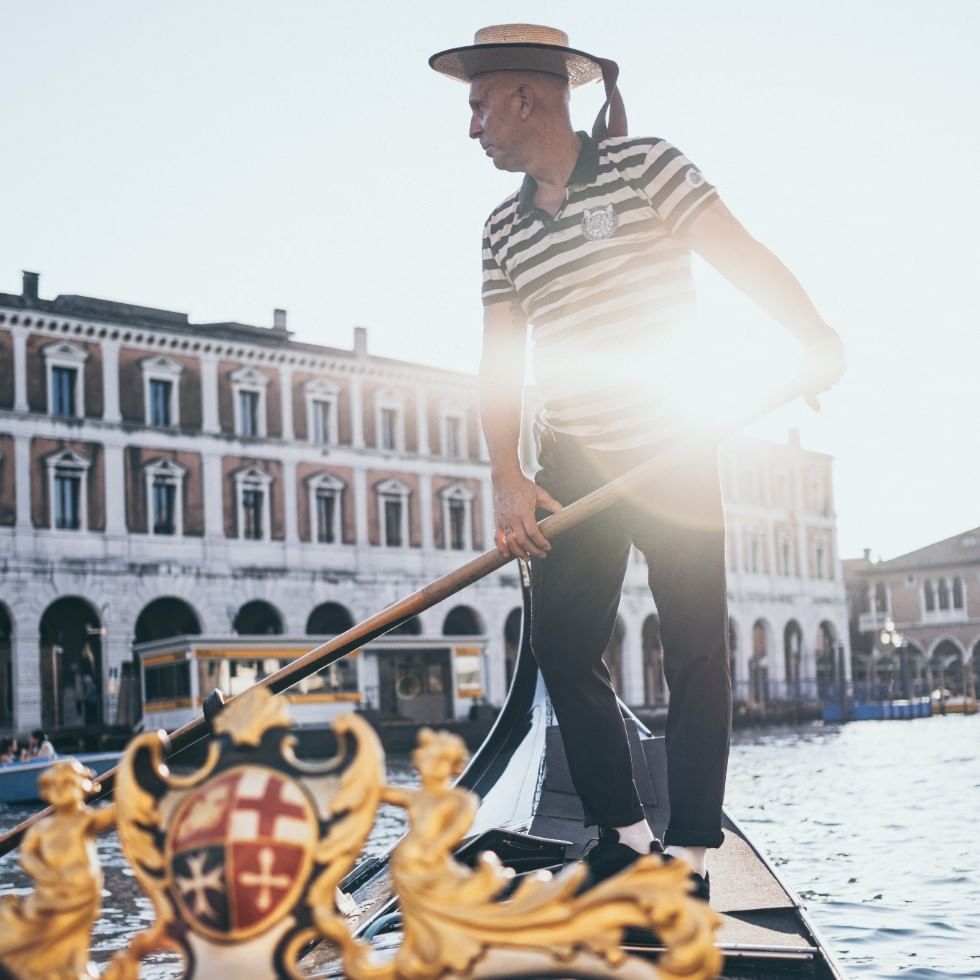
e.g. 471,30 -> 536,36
843,530 -> 980,698
0,272 -> 849,734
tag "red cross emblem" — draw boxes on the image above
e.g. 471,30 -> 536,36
167,766 -> 317,940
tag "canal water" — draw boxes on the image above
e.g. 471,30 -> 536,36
0,714 -> 976,978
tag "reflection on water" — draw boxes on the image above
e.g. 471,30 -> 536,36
725,714 -> 980,978
1,716 -> 976,977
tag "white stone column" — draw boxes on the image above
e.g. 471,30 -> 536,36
419,473 -> 435,551
279,364 -> 294,442
12,626 -> 42,730
350,376 -> 365,449
797,524 -> 809,580
414,384 -> 430,456
765,520 -> 778,579
622,612 -> 646,705
201,354 -> 220,434
481,477 -> 495,549
14,433 -> 31,528
283,458 -> 299,543
12,325 -> 28,412
203,452 -> 224,538
101,338 -> 121,423
103,443 -> 127,534
353,468 -> 369,545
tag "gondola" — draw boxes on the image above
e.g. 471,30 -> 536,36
302,565 -> 847,980
0,383 -> 846,978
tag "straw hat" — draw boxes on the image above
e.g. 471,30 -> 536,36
429,24 -> 627,139
429,24 -> 604,87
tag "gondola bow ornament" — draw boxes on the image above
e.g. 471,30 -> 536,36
0,686 -> 721,979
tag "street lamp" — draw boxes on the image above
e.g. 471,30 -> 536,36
879,619 -> 908,701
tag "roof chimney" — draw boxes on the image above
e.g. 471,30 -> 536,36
788,427 -> 801,449
354,325 -> 368,358
863,548 -> 872,562
273,308 -> 287,331
22,271 -> 39,302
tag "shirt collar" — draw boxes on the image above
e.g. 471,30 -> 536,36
517,132 -> 600,216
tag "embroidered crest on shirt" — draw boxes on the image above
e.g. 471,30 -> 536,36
581,204 -> 618,241
685,169 -> 706,188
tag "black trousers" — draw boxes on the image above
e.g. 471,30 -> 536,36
530,431 -> 731,848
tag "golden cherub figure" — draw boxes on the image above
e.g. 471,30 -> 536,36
0,760 -> 116,980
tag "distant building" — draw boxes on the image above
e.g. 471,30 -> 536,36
615,431 -> 850,711
844,530 -> 980,698
0,271 -> 849,735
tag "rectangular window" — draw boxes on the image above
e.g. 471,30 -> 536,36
316,490 -> 336,543
380,407 -> 398,451
238,390 -> 260,437
242,488 -> 264,539
312,399 -> 331,444
152,480 -> 177,535
445,417 -> 462,458
448,498 -> 466,550
51,366 -> 77,417
383,496 -> 402,546
149,378 -> 172,427
54,472 -> 81,529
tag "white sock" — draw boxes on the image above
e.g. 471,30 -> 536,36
613,819 -> 655,854
665,845 -> 707,877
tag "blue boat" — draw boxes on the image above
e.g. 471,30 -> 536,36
0,753 -> 122,804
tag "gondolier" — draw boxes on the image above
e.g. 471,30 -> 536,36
429,24 -> 844,896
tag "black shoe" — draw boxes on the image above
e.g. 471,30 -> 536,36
662,852 -> 711,902
581,828 -> 664,889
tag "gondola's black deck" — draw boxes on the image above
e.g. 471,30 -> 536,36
530,721 -> 836,977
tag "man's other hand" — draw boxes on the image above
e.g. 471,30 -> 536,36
492,470 -> 562,559
799,332 -> 846,410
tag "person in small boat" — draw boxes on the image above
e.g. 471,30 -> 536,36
26,730 -> 56,761
0,738 -> 15,765
430,25 -> 844,897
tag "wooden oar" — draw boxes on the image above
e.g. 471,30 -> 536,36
0,380 -> 810,857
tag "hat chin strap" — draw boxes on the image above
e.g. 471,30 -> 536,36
592,57 -> 627,140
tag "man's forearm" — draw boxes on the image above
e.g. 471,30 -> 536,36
479,354 -> 524,479
720,238 -> 836,345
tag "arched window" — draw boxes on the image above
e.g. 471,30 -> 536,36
952,577 -> 965,610
306,603 -> 354,635
134,597 -> 202,643
442,606 -> 483,636
233,601 -> 283,636
938,578 -> 951,611
873,582 -> 889,614
924,579 -> 936,612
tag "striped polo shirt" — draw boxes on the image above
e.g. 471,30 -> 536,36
481,133 -> 718,452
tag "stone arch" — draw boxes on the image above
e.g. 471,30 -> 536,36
783,619 -> 803,697
390,615 -> 422,636
306,602 -> 355,635
39,595 -> 103,731
133,597 -> 203,644
233,600 -> 284,636
751,618 -> 771,704
603,615 -> 626,694
0,602 -> 12,728
816,620 -> 837,698
442,606 -> 484,636
642,613 -> 666,706
929,637 -> 965,696
503,607 -> 523,688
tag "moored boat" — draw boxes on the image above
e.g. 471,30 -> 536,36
0,752 -> 121,804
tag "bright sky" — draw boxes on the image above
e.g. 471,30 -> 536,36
2,1 -> 977,561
